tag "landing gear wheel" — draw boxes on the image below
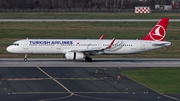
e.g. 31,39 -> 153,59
24,54 -> 28,62
85,57 -> 92,62
24,58 -> 27,62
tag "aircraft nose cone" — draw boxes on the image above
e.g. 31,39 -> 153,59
6,46 -> 10,52
6,46 -> 13,53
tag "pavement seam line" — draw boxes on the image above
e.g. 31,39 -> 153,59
1,77 -> 104,80
36,65 -> 73,94
11,92 -> 128,94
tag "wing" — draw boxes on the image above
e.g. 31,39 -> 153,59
71,47 -> 104,53
71,38 -> 115,54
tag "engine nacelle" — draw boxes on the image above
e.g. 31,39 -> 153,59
65,52 -> 84,60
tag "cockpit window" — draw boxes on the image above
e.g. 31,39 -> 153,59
12,43 -> 19,46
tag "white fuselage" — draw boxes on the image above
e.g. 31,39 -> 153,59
6,39 -> 171,55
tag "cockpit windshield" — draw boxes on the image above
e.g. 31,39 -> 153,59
12,43 -> 19,46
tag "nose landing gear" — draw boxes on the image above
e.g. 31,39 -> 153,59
24,54 -> 28,62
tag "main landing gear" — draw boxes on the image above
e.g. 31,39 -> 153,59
85,56 -> 92,62
24,54 -> 28,62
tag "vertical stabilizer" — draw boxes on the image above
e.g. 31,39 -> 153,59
142,18 -> 169,41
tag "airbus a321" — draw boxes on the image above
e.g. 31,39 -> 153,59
6,18 -> 171,62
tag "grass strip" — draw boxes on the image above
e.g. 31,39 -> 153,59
121,68 -> 180,94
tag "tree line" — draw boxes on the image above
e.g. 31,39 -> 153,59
0,0 -> 172,9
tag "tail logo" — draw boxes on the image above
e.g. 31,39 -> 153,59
150,25 -> 166,41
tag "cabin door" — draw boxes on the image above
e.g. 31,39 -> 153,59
141,42 -> 145,50
56,44 -> 61,50
23,39 -> 28,49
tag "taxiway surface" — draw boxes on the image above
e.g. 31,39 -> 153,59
0,58 -> 180,67
0,67 -> 179,101
0,58 -> 179,101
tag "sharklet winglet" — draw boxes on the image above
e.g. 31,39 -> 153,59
108,38 -> 115,49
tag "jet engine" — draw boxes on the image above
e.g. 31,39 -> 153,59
65,52 -> 84,60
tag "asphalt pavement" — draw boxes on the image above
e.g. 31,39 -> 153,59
0,67 -> 179,101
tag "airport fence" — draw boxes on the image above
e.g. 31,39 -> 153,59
0,8 -> 180,13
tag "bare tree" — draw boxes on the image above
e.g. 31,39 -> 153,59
121,0 -> 124,9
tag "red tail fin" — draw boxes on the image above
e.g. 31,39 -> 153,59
142,18 -> 169,41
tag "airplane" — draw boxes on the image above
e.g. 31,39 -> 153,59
6,18 -> 171,62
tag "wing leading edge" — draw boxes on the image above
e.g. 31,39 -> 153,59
70,38 -> 115,53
